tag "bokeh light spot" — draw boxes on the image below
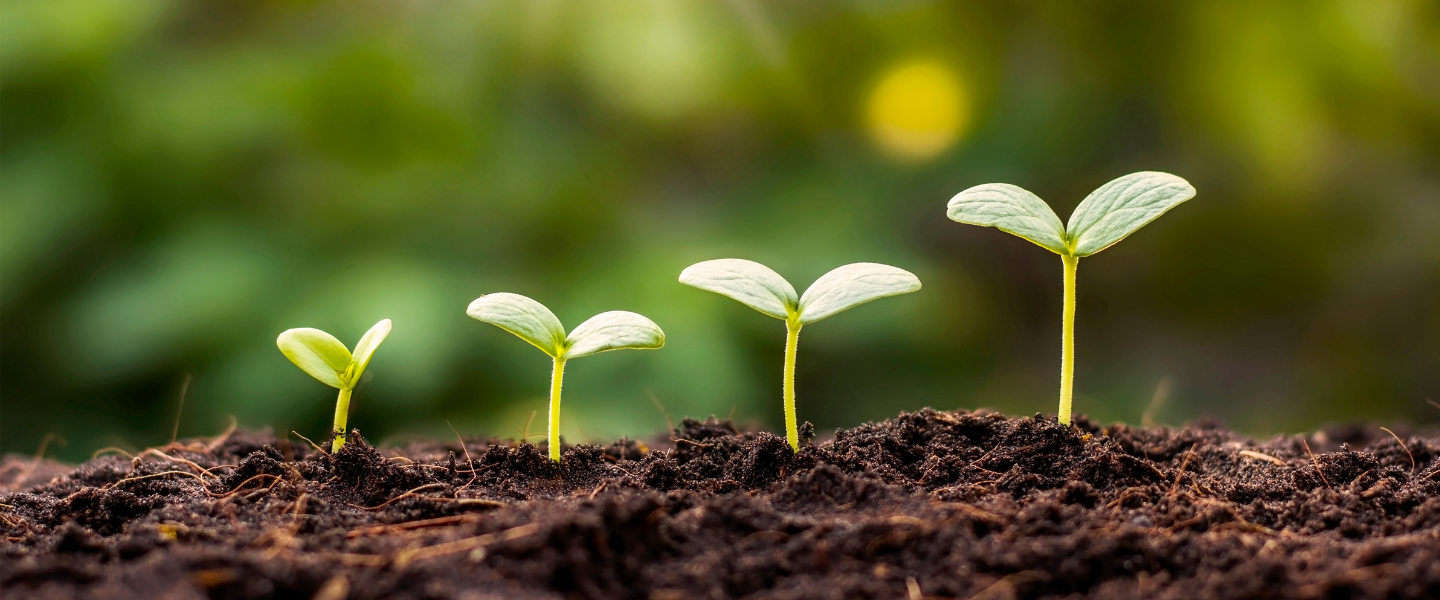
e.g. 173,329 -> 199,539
865,60 -> 969,162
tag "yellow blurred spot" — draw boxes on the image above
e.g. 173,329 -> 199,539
866,61 -> 969,162
192,568 -> 239,588
156,522 -> 180,540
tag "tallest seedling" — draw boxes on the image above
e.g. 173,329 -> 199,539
947,171 -> 1195,425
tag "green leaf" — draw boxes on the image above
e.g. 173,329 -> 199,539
1066,171 -> 1196,257
277,328 -> 351,389
346,318 -> 391,386
564,311 -> 665,359
466,293 -> 567,357
797,263 -> 922,325
947,183 -> 1068,255
679,258 -> 798,320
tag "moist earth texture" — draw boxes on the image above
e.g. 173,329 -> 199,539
2,409 -> 1439,600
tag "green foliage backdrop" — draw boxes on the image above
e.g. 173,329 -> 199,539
3,1 -> 1438,461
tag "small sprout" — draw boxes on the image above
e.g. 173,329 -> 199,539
276,319 -> 392,453
466,293 -> 665,462
680,260 -> 921,451
946,171 -> 1195,425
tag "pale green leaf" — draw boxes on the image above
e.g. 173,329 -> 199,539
346,318 -> 391,386
466,293 -> 567,357
679,258 -> 797,320
564,311 -> 665,359
947,183 -> 1068,255
277,328 -> 351,388
797,263 -> 921,325
1065,171 -> 1196,257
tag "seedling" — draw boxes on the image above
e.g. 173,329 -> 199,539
946,171 -> 1195,425
679,260 -> 921,451
466,294 -> 665,461
276,319 -> 392,453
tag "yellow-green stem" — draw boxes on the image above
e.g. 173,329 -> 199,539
331,387 -> 353,453
548,356 -> 566,462
783,318 -> 801,451
1059,254 -> 1078,425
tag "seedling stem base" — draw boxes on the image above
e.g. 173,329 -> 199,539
331,388 -> 353,453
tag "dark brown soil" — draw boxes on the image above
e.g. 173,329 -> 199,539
3,410 -> 1439,600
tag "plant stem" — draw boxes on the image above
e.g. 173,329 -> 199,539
1059,254 -> 1079,425
548,356 -> 566,462
783,318 -> 802,451
331,387 -> 353,453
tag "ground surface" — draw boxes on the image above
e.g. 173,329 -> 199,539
2,410 -> 1439,600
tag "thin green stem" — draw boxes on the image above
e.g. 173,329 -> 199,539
783,318 -> 801,452
331,387 -> 353,453
548,356 -> 566,462
1059,254 -> 1078,425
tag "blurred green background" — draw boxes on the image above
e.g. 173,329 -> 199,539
3,0 -> 1438,461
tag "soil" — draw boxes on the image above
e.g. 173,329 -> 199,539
2,409 -> 1438,600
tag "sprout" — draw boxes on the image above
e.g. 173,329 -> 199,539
679,260 -> 921,451
466,293 -> 665,462
276,319 -> 392,453
946,171 -> 1195,425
